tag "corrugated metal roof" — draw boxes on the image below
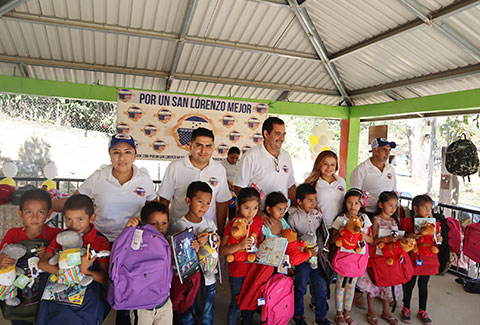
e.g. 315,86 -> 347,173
444,4 -> 480,49
286,91 -> 342,106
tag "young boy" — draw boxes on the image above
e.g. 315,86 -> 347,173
126,201 -> 173,325
36,194 -> 110,324
0,189 -> 61,325
171,181 -> 219,325
288,183 -> 329,325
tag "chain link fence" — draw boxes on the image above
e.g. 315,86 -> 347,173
0,92 -> 116,133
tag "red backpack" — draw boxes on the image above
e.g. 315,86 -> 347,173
368,245 -> 414,287
446,217 -> 462,254
463,223 -> 480,263
170,270 -> 201,314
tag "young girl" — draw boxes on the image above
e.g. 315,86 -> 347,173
260,191 -> 290,240
220,187 -> 263,325
356,191 -> 401,325
331,188 -> 373,325
400,194 -> 441,325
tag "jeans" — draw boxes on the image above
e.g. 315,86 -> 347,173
227,276 -> 254,325
175,283 -> 216,325
294,261 -> 328,322
11,321 -> 33,325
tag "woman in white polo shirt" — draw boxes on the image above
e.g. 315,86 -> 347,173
305,150 -> 346,228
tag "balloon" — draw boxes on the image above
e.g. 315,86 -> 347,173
319,121 -> 329,131
318,135 -> 329,146
322,146 -> 331,152
313,144 -> 322,153
0,177 -> 16,186
43,163 -> 57,180
312,126 -> 323,137
309,135 -> 319,145
311,152 -> 318,161
2,163 -> 17,178
41,179 -> 56,190
326,130 -> 335,139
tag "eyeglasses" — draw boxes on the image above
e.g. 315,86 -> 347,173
273,157 -> 280,172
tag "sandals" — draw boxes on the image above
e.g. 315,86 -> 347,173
343,315 -> 358,325
335,314 -> 347,325
367,314 -> 378,325
381,314 -> 399,325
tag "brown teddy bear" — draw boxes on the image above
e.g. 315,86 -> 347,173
335,216 -> 364,253
378,237 -> 417,265
226,217 -> 257,263
417,223 -> 439,255
282,229 -> 311,267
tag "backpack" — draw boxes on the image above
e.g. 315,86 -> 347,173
368,245 -> 414,287
0,239 -> 49,322
433,213 -> 451,274
463,223 -> 480,263
11,185 -> 37,205
446,217 -> 462,254
107,225 -> 173,310
445,134 -> 479,178
237,264 -> 274,311
0,184 -> 15,204
261,274 -> 294,325
331,246 -> 368,278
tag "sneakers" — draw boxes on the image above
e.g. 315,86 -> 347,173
315,318 -> 332,325
352,292 -> 367,310
400,307 -> 411,323
417,309 -> 432,324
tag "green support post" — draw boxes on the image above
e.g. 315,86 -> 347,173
345,117 -> 360,188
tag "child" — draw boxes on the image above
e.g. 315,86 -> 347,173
356,191 -> 401,325
169,181 -> 219,325
330,188 -> 373,325
220,187 -> 263,325
288,183 -> 329,325
37,194 -> 110,324
260,191 -> 290,240
0,189 -> 61,325
400,194 -> 441,325
126,201 -> 172,325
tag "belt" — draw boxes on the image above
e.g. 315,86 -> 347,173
147,296 -> 169,311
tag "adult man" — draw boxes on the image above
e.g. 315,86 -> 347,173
158,127 -> 231,233
349,137 -> 397,309
233,117 -> 296,212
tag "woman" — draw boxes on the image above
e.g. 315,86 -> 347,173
305,150 -> 346,228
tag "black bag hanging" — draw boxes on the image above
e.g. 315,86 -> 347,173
445,134 -> 479,180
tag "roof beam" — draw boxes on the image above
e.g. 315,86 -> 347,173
350,63 -> 480,97
0,0 -> 25,17
288,0 -> 351,106
166,0 -> 196,92
0,54 -> 338,96
3,12 -> 318,62
397,0 -> 480,61
277,90 -> 290,101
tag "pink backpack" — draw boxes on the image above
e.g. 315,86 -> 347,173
463,223 -> 480,263
446,217 -> 462,254
261,274 -> 294,325
331,247 -> 368,278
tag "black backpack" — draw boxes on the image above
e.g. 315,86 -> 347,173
445,134 -> 479,178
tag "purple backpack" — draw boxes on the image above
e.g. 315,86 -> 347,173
108,225 -> 173,310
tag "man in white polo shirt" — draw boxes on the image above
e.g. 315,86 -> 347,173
233,117 -> 296,213
158,128 -> 231,233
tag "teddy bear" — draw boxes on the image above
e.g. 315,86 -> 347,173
336,216 -> 364,253
48,231 -> 93,293
0,244 -> 27,306
416,223 -> 439,255
197,227 -> 220,278
378,237 -> 418,266
282,228 -> 311,267
226,217 -> 257,263
300,232 -> 318,269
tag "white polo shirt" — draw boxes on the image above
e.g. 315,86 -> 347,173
349,158 -> 397,213
233,144 -> 295,208
315,174 -> 347,227
157,156 -> 231,224
221,159 -> 238,184
79,165 -> 156,242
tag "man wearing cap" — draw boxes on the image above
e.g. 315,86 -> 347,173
349,137 -> 397,309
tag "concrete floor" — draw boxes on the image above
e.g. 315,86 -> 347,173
1,272 -> 478,324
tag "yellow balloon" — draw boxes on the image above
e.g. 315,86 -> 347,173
321,146 -> 331,152
309,135 -> 319,145
310,144 -> 315,153
41,179 -> 56,190
0,177 -> 16,186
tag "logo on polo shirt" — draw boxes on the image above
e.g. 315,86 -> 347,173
208,177 -> 219,187
125,106 -> 143,121
116,122 -> 130,135
386,173 -> 393,180
283,165 -> 289,173
118,89 -> 133,102
217,144 -> 229,156
156,109 -> 173,123
337,185 -> 344,191
150,140 -> 166,153
133,187 -> 146,197
141,124 -> 158,137
220,114 -> 236,128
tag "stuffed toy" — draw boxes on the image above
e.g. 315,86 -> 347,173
226,217 -> 257,263
282,229 -> 311,267
197,227 -> 220,278
300,232 -> 318,269
48,231 -> 93,293
0,244 -> 27,306
416,223 -> 439,255
378,238 -> 417,265
336,216 -> 364,253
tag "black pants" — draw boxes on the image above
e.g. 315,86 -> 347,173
403,275 -> 430,311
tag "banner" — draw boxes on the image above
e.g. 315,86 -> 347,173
116,89 -> 268,160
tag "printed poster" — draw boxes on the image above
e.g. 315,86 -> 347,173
116,89 -> 269,160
